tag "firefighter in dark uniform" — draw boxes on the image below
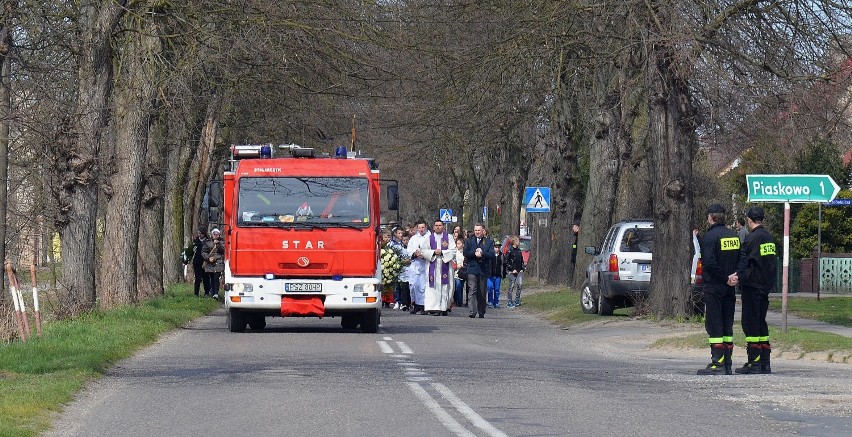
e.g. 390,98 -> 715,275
733,206 -> 777,374
697,204 -> 740,375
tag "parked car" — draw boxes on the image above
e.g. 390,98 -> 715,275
580,219 -> 703,316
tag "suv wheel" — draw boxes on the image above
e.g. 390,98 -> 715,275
580,280 -> 598,314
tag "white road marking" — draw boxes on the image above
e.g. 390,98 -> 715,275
380,337 -> 506,436
376,340 -> 394,354
396,341 -> 414,354
433,383 -> 509,437
406,382 -> 477,437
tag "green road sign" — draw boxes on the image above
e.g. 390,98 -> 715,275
747,174 -> 840,203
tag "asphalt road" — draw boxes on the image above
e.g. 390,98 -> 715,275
45,305 -> 851,437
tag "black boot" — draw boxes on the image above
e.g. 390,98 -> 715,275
760,342 -> 771,374
735,343 -> 762,374
697,344 -> 727,375
724,343 -> 734,375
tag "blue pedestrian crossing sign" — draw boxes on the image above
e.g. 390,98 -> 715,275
440,209 -> 453,223
524,187 -> 551,213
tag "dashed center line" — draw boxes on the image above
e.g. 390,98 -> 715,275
377,337 -> 507,437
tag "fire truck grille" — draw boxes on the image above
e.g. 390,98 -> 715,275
280,263 -> 329,269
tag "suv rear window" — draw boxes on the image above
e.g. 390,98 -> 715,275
619,228 -> 654,253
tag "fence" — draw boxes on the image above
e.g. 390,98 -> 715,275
799,255 -> 852,294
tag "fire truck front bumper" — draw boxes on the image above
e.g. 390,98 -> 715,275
223,277 -> 381,315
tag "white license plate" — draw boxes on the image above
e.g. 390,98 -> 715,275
639,264 -> 651,273
284,283 -> 322,292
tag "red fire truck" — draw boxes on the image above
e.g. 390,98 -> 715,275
208,144 -> 397,333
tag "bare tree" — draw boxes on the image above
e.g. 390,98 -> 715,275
0,0 -> 13,299
53,1 -> 127,314
98,3 -> 163,307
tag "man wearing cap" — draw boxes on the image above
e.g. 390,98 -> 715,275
732,206 -> 777,374
697,204 -> 740,375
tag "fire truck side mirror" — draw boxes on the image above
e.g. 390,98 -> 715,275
207,180 -> 223,208
206,180 -> 223,223
386,185 -> 399,211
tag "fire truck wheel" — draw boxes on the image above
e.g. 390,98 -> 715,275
228,308 -> 247,333
248,315 -> 266,331
341,314 -> 360,329
360,309 -> 379,333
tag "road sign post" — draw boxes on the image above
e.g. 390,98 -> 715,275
746,174 -> 840,333
524,187 -> 552,279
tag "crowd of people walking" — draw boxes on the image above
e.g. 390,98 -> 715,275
380,220 -> 525,319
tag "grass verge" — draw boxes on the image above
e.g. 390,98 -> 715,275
769,295 -> 851,327
652,324 -> 852,360
524,288 -> 851,361
0,284 -> 219,437
522,288 -> 634,326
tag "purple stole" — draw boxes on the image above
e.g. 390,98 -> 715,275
428,232 -> 450,287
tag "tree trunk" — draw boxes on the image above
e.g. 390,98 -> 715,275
98,12 -> 157,308
162,111 -> 194,286
0,9 -> 11,299
135,14 -> 166,300
574,85 -> 624,290
647,40 -> 695,319
188,94 -> 223,239
550,93 -> 584,285
58,1 -> 126,314
138,113 -> 166,299
573,51 -> 652,290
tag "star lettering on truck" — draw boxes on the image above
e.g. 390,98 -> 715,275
282,240 -> 325,249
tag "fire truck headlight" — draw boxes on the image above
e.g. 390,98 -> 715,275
232,283 -> 253,293
354,283 -> 376,293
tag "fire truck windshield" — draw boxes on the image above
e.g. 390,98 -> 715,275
237,177 -> 370,227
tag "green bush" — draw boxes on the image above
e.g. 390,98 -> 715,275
791,189 -> 852,258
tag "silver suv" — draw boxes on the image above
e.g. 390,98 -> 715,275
581,220 -> 654,315
580,219 -> 703,315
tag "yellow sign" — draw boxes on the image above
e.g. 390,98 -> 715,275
760,243 -> 776,256
721,237 -> 740,251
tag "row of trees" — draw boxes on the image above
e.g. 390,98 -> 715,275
2,1 -> 852,334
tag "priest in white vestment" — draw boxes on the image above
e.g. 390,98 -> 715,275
419,220 -> 457,315
407,221 -> 430,313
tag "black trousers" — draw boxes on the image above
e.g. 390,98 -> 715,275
193,263 -> 211,295
741,286 -> 770,341
703,284 -> 735,342
396,282 -> 411,307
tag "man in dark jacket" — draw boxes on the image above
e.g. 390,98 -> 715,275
733,206 -> 777,374
697,204 -> 740,375
464,223 -> 495,318
190,229 -> 211,297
